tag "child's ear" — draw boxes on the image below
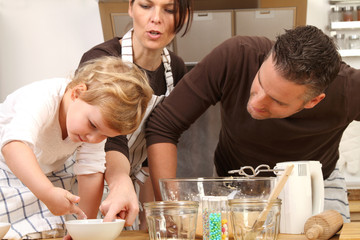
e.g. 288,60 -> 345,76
71,83 -> 87,100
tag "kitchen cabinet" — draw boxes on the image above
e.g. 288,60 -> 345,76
173,10 -> 233,63
235,8 -> 295,41
173,8 -> 296,64
111,13 -> 132,38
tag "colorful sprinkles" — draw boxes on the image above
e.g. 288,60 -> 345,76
202,196 -> 229,240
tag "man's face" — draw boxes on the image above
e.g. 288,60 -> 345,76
247,54 -> 324,120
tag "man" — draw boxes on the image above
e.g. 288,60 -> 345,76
145,25 -> 360,222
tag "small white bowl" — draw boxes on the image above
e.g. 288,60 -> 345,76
65,219 -> 125,240
0,222 -> 10,239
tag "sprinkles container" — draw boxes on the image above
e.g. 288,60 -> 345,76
202,196 -> 229,240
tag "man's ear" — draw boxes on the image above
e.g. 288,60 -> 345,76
304,93 -> 325,109
70,83 -> 87,100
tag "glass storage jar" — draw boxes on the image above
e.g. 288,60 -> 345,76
334,33 -> 346,49
229,199 -> 281,240
144,201 -> 199,240
348,34 -> 360,49
343,6 -> 355,21
330,6 -> 343,22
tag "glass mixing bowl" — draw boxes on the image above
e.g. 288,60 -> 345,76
159,177 -> 275,201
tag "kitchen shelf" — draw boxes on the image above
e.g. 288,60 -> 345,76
330,0 -> 360,3
339,49 -> 360,56
331,21 -> 360,29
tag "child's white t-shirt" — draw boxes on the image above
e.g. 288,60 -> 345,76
0,78 -> 106,175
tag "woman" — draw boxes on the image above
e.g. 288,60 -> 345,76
78,0 -> 193,230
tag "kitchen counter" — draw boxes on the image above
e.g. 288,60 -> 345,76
43,222 -> 360,240
114,230 -> 341,239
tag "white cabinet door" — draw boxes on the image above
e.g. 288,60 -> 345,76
174,10 -> 233,63
235,8 -> 295,41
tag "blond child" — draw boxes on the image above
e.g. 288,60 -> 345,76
0,56 -> 152,239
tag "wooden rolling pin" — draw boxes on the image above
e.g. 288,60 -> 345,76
304,210 -> 343,240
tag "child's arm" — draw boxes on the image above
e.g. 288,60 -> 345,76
1,140 -> 86,218
77,172 -> 104,219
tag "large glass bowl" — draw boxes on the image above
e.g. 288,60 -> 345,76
159,177 -> 275,201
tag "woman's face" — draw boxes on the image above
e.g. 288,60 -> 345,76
129,0 -> 177,51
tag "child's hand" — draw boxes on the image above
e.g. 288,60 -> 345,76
42,187 -> 87,219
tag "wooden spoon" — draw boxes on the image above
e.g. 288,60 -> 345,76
244,164 -> 294,240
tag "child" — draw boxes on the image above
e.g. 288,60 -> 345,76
0,56 -> 153,239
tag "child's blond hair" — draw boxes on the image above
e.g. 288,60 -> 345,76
67,56 -> 153,135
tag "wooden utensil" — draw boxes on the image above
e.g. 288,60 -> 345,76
244,164 -> 294,240
304,210 -> 343,240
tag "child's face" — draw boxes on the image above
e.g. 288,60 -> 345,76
66,97 -> 120,144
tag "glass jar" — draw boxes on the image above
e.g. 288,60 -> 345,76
357,6 -> 360,21
348,34 -> 360,49
229,199 -> 281,240
202,196 -> 229,240
330,6 -> 343,22
334,33 -> 346,49
144,201 -> 199,240
343,6 -> 355,21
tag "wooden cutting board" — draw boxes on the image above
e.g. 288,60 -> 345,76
339,222 -> 360,240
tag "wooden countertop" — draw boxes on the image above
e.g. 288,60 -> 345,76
44,222 -> 360,240
116,230 -> 331,239
114,222 -> 360,240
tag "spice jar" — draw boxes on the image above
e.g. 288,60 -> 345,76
343,6 -> 355,21
357,6 -> 360,21
334,33 -> 346,49
348,34 -> 360,49
330,6 -> 343,22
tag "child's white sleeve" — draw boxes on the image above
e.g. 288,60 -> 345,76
74,140 -> 106,175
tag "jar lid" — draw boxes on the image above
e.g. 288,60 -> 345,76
334,33 -> 345,39
332,6 -> 341,12
345,6 -> 354,11
349,34 -> 360,40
